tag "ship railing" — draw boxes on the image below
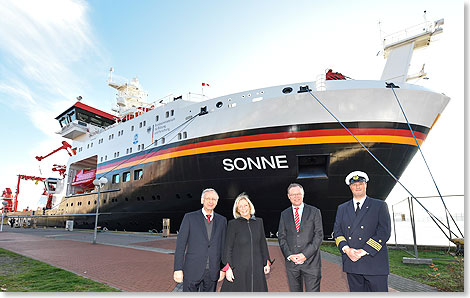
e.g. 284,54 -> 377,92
150,94 -> 175,106
186,92 -> 208,102
383,21 -> 434,49
315,74 -> 326,91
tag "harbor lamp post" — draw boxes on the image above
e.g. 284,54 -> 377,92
92,177 -> 108,244
1,200 -> 7,232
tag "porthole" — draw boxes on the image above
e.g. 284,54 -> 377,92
216,101 -> 223,108
282,87 -> 293,94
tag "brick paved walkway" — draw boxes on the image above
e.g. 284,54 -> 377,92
0,227 -> 430,292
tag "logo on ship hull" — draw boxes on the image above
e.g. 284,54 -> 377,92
222,155 -> 289,172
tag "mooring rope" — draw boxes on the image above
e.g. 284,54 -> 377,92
388,83 -> 463,238
307,89 -> 458,241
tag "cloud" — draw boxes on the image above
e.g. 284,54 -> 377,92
0,0 -> 104,209
0,0 -> 100,108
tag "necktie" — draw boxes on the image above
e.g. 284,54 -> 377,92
206,214 -> 211,223
355,202 -> 361,215
294,207 -> 300,232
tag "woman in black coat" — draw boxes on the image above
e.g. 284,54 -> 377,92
220,193 -> 272,292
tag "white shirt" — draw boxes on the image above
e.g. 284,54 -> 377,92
201,208 -> 213,222
292,203 -> 304,224
353,196 -> 366,212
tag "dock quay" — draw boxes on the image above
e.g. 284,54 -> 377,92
0,226 -> 436,292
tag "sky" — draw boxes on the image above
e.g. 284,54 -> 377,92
0,0 -> 464,220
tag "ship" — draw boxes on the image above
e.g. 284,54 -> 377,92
4,18 -> 449,238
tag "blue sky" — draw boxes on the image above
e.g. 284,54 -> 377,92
0,0 -> 464,211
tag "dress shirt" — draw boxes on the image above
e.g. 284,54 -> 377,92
291,203 -> 305,225
353,196 -> 366,212
202,208 -> 213,222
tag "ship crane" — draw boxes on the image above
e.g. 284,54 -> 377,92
1,188 -> 14,213
13,175 -> 46,212
51,164 -> 67,179
35,141 -> 76,161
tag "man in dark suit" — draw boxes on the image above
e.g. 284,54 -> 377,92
278,183 -> 323,292
173,188 -> 227,292
333,171 -> 391,292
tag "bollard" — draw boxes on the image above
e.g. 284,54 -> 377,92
162,218 -> 170,237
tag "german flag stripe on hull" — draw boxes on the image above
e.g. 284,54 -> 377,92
96,123 -> 428,175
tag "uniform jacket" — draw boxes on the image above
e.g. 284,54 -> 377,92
174,210 -> 227,281
333,196 -> 391,275
278,203 -> 323,274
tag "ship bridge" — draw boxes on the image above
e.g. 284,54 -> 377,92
56,101 -> 117,140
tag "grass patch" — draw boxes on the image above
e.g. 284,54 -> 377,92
320,242 -> 464,292
0,248 -> 120,292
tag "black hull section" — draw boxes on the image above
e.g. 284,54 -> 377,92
38,141 -> 419,238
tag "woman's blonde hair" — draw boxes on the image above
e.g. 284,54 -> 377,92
232,193 -> 256,219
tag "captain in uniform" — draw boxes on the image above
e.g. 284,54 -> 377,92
333,171 -> 391,292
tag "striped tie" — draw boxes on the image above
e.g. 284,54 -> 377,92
206,214 -> 211,222
294,207 -> 300,232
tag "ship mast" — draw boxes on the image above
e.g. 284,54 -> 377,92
107,68 -> 152,120
380,17 -> 444,84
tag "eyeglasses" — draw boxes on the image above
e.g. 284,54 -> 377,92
288,193 -> 303,197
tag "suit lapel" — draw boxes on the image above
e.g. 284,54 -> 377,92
198,211 -> 209,242
286,207 -> 297,232
346,200 -> 356,225
210,213 -> 218,242
299,205 -> 310,232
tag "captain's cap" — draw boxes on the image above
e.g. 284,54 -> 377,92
345,171 -> 369,185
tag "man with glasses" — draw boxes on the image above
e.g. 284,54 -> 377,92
173,188 -> 227,291
278,183 -> 323,291
333,171 -> 391,292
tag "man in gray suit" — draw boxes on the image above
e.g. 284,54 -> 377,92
278,183 -> 324,292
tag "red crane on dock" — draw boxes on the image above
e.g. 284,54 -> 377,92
1,141 -> 75,212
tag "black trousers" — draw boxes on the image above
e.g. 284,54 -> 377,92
183,269 -> 217,292
286,265 -> 321,292
347,273 -> 388,292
